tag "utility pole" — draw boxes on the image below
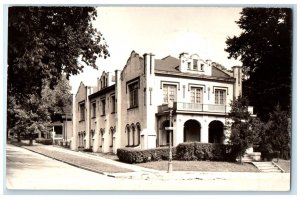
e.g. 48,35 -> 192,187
167,103 -> 173,173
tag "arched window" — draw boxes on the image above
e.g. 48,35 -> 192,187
131,123 -> 136,146
136,122 -> 141,145
126,124 -> 131,146
110,127 -> 114,147
90,129 -> 95,147
99,128 -> 105,147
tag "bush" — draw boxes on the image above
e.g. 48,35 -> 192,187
117,147 -> 176,164
176,142 -> 237,162
83,148 -> 93,152
35,138 -> 53,145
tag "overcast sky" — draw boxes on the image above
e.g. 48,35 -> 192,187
69,7 -> 243,94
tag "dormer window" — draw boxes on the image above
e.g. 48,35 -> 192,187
200,64 -> 204,71
187,62 -> 191,70
193,59 -> 198,70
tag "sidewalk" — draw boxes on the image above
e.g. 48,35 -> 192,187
9,141 -> 290,182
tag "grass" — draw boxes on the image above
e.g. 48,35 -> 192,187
274,159 -> 290,173
137,160 -> 259,172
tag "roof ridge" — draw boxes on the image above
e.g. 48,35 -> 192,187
161,55 -> 178,60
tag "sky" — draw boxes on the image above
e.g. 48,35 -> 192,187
69,7 -> 243,94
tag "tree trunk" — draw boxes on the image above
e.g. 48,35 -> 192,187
29,132 -> 33,146
17,132 -> 21,142
239,153 -> 242,164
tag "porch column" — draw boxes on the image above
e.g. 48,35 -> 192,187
201,122 -> 209,143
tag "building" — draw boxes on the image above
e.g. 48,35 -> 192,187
70,51 -> 243,153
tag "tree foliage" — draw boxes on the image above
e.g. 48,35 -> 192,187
259,105 -> 291,159
8,76 -> 72,144
8,7 -> 109,100
7,7 -> 109,143
227,96 -> 262,162
225,8 -> 292,121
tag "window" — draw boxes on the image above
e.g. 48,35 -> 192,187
193,59 -> 198,70
191,87 -> 203,103
110,128 -> 114,147
79,102 -> 85,121
187,62 -> 191,69
91,102 -> 96,118
111,95 -> 116,113
200,64 -> 204,71
215,89 -> 226,105
128,82 -> 139,108
163,84 -> 177,104
101,99 -> 106,116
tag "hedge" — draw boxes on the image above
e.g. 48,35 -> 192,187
117,147 -> 176,164
117,143 -> 238,163
176,142 -> 238,162
35,138 -> 53,145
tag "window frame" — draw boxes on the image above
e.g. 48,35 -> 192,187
163,84 -> 177,104
91,101 -> 96,118
100,98 -> 106,116
215,89 -> 226,105
111,95 -> 116,114
79,102 -> 85,121
190,87 -> 203,104
128,81 -> 139,109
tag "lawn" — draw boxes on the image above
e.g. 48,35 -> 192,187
137,160 -> 259,172
274,159 -> 290,173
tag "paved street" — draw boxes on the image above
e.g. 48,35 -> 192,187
6,144 -> 290,191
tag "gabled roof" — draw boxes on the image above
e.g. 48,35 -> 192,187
155,56 -> 180,72
89,84 -> 115,99
154,55 -> 232,79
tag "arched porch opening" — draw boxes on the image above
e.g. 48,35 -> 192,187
209,120 -> 225,144
183,119 -> 201,142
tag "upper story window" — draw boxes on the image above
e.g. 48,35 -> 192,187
193,59 -> 198,70
91,101 -> 96,118
79,102 -> 85,121
187,62 -> 191,70
163,84 -> 177,104
191,87 -> 203,104
215,89 -> 226,105
111,95 -> 116,113
101,98 -> 106,116
200,64 -> 204,71
128,82 -> 139,108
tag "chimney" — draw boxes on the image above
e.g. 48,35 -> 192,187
232,66 -> 242,98
143,53 -> 155,75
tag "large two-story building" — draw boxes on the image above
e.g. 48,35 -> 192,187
71,51 -> 243,154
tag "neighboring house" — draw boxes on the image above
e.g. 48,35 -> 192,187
48,99 -> 73,145
71,51 -> 244,154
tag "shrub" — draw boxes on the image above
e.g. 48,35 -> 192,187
176,142 -> 197,160
83,148 -> 93,152
35,138 -> 53,145
176,142 -> 236,162
117,147 -> 176,164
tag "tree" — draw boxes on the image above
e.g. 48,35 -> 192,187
7,7 -> 109,143
227,96 -> 262,163
41,75 -> 72,115
225,8 -> 292,121
260,105 -> 291,159
8,7 -> 109,101
8,76 -> 72,144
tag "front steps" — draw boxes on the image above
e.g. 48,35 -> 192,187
238,151 -> 284,173
240,152 -> 261,163
252,161 -> 285,173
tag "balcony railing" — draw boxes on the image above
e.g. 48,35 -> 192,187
157,102 -> 231,114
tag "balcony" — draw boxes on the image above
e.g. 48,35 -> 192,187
157,102 -> 230,114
